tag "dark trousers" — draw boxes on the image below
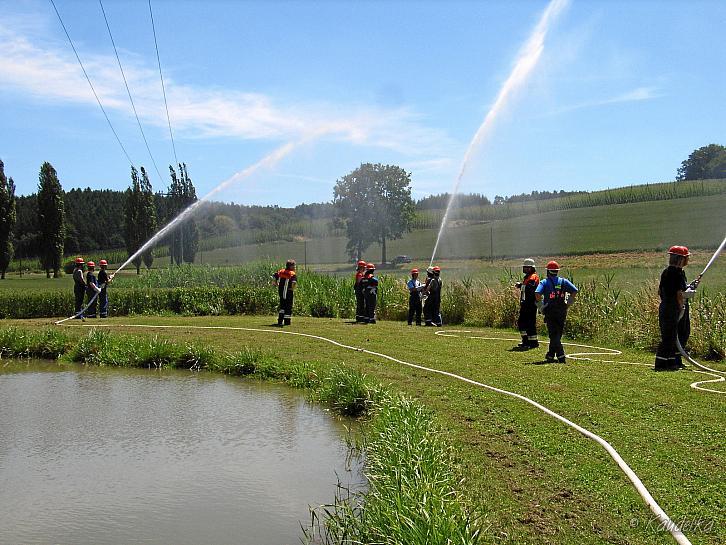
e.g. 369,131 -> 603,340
408,295 -> 422,325
355,288 -> 365,322
424,296 -> 441,326
86,288 -> 98,317
99,288 -> 108,318
517,306 -> 539,346
278,292 -> 294,325
364,291 -> 377,323
544,311 -> 566,360
655,303 -> 690,368
74,285 -> 85,316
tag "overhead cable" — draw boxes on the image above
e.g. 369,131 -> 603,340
98,0 -> 165,185
148,0 -> 179,167
49,0 -> 135,167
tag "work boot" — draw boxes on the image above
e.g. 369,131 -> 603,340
545,354 -> 556,363
557,357 -> 566,363
284,318 -> 291,326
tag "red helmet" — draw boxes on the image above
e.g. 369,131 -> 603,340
366,263 -> 376,270
356,260 -> 366,267
668,245 -> 690,257
99,259 -> 108,266
87,261 -> 95,268
410,268 -> 419,274
546,260 -> 560,271
75,257 -> 85,264
432,266 -> 441,273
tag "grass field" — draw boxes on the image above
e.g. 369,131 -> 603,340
5,315 -> 725,545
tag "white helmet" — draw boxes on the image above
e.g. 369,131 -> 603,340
522,258 -> 536,268
426,266 -> 435,275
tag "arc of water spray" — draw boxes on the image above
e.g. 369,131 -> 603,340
430,0 -> 569,266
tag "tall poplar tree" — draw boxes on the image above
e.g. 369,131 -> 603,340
124,166 -> 144,274
37,162 -> 65,278
167,163 -> 198,265
179,163 -> 199,264
139,167 -> 157,270
0,160 -> 17,279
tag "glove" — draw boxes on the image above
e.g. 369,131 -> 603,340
93,284 -> 101,294
683,288 -> 696,299
536,300 -> 544,313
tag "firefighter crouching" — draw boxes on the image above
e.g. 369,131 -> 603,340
407,268 -> 424,326
273,259 -> 297,326
535,261 -> 578,362
97,259 -> 114,318
72,257 -> 86,318
85,261 -> 102,318
354,260 -> 367,323
655,245 -> 695,371
514,258 -> 540,350
360,263 -> 379,324
424,266 -> 443,327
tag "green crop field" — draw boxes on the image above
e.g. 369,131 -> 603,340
5,315 -> 724,545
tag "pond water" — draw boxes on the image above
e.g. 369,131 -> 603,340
0,360 -> 360,544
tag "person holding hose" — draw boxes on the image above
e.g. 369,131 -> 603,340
72,257 -> 86,319
273,259 -> 297,326
85,261 -> 102,318
407,268 -> 424,326
354,260 -> 367,323
97,259 -> 114,318
514,258 -> 540,350
535,261 -> 578,362
424,266 -> 443,327
360,263 -> 379,324
655,246 -> 695,371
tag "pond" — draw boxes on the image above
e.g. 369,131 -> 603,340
0,360 -> 360,544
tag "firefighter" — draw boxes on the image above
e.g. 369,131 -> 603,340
72,257 -> 86,318
354,260 -> 367,322
514,258 -> 540,349
424,266 -> 443,327
85,261 -> 102,318
361,263 -> 379,324
655,246 -> 694,371
273,259 -> 297,326
407,268 -> 424,325
535,261 -> 578,362
97,259 -> 114,318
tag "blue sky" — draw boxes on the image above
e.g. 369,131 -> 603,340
1,0 -> 724,206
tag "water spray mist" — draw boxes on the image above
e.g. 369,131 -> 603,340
430,0 -> 569,265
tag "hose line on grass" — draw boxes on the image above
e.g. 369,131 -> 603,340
61,321 -> 696,545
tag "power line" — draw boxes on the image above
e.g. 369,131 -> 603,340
49,0 -> 135,167
148,0 -> 179,168
98,0 -> 165,185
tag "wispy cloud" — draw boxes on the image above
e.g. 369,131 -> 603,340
547,86 -> 664,116
0,24 -> 457,160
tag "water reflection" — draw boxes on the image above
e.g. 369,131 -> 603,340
0,361 -> 361,545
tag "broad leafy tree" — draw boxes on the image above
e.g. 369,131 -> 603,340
677,144 -> 726,181
123,166 -> 144,274
334,163 -> 415,264
0,160 -> 17,279
37,162 -> 66,278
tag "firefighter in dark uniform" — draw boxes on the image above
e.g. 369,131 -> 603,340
273,259 -> 297,326
354,260 -> 367,322
514,258 -> 540,349
424,266 -> 443,326
535,261 -> 578,362
655,246 -> 695,371
407,268 -> 423,326
97,259 -> 113,318
72,257 -> 86,318
360,263 -> 379,324
85,261 -> 101,318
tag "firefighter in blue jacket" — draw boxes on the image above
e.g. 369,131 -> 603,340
72,257 -> 86,318
535,261 -> 578,362
360,263 -> 378,324
85,261 -> 102,318
354,260 -> 367,322
273,259 -> 297,326
407,268 -> 424,325
514,258 -> 540,349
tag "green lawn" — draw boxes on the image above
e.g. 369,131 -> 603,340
9,315 -> 724,545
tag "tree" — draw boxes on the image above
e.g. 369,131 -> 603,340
37,162 -> 65,278
0,160 -> 17,279
139,167 -> 157,269
124,167 -> 144,274
179,163 -> 199,264
167,163 -> 199,265
676,144 -> 726,181
334,163 -> 415,264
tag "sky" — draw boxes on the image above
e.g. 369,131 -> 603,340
1,0 -> 725,207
